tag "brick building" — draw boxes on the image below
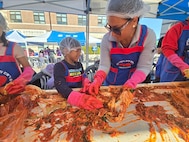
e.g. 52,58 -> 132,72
2,10 -> 107,39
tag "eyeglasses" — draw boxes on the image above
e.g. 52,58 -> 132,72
105,18 -> 132,35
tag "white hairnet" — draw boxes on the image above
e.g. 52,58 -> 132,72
59,37 -> 81,56
106,0 -> 150,19
0,13 -> 8,31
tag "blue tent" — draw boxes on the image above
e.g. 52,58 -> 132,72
26,30 -> 85,45
157,0 -> 189,21
48,31 -> 86,45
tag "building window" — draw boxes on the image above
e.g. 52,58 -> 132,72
33,12 -> 45,24
10,11 -> 22,23
56,13 -> 67,25
78,15 -> 86,26
98,16 -> 106,26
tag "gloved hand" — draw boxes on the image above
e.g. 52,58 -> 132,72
88,70 -> 106,95
4,78 -> 27,95
80,78 -> 91,93
167,54 -> 189,79
67,91 -> 103,110
4,66 -> 34,95
183,69 -> 189,79
124,70 -> 146,89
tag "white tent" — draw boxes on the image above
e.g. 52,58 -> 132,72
0,0 -> 108,15
26,31 -> 56,44
6,30 -> 26,43
6,30 -> 30,57
85,33 -> 101,45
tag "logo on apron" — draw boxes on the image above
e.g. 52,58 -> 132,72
0,70 -> 13,86
116,60 -> 134,69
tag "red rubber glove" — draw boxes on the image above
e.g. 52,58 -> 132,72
88,70 -> 106,95
18,66 -> 34,82
5,67 -> 34,95
80,78 -> 91,93
4,78 -> 27,95
124,70 -> 146,89
67,91 -> 103,110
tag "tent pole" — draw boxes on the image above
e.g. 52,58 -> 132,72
85,0 -> 91,68
49,12 -> 52,30
25,42 -> 29,57
86,13 -> 89,68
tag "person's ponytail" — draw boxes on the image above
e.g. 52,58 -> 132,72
1,32 -> 8,47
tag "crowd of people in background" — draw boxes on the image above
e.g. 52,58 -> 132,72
28,46 -> 63,68
28,45 -> 86,70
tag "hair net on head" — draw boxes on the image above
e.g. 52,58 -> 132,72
0,13 -> 8,31
59,37 -> 81,56
106,0 -> 150,19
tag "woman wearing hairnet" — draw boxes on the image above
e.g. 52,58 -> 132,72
83,0 -> 156,95
0,13 -> 34,95
53,37 -> 103,110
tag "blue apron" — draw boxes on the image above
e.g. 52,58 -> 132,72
104,25 -> 147,85
61,61 -> 83,88
0,42 -> 21,87
155,54 -> 164,79
160,21 -> 189,82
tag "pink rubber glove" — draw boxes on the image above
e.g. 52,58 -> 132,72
67,91 -> 103,110
124,70 -> 146,89
88,70 -> 106,95
5,67 -> 34,95
167,54 -> 189,71
80,78 -> 91,93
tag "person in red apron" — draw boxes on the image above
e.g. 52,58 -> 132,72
0,42 -> 22,86
54,37 -> 103,110
0,13 -> 34,95
83,0 -> 156,95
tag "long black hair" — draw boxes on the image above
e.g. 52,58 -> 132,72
1,31 -> 8,47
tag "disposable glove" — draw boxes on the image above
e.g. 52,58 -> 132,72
67,91 -> 103,110
4,78 -> 27,95
124,70 -> 146,89
88,70 -> 106,95
167,54 -> 189,79
80,78 -> 91,93
4,67 -> 34,95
